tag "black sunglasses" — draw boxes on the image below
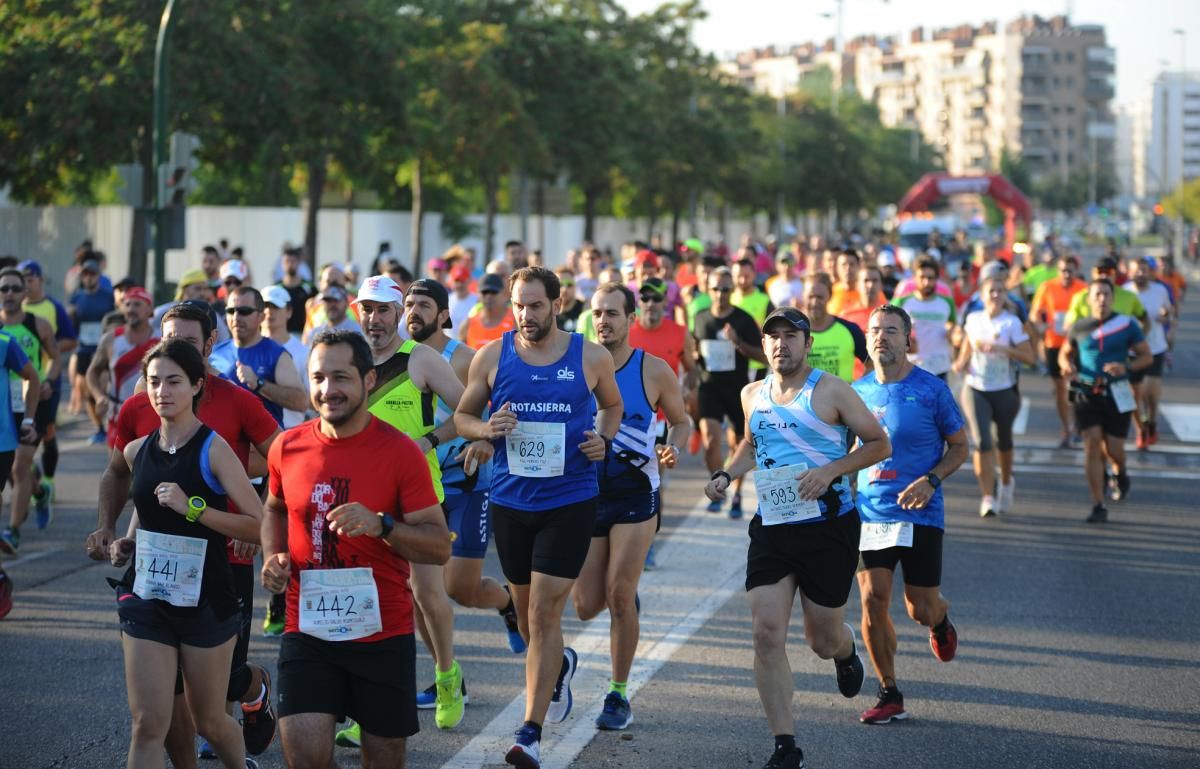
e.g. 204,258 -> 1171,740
711,286 -> 733,293
480,289 -> 500,295
225,306 -> 259,316
639,293 -> 664,303
0,286 -> 23,294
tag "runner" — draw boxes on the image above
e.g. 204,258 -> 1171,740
101,339 -> 265,769
703,307 -> 890,769
261,329 -> 450,769
853,305 -> 969,725
803,273 -> 868,383
732,257 -> 773,380
952,278 -> 1036,517
573,282 -> 690,730
455,266 -> 622,769
86,301 -> 282,765
346,274 -> 480,737
894,256 -> 957,380
692,267 -> 765,517
260,285 -> 311,430
1029,256 -> 1087,446
554,267 -> 586,332
1059,280 -> 1153,522
86,285 -> 159,449
403,278 -> 525,659
0,268 -> 61,551
461,273 -> 516,348
68,257 -> 116,443
764,250 -> 804,310
1128,258 -> 1172,449
0,326 -> 43,556
303,285 -> 361,345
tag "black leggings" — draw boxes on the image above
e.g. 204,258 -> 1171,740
963,386 -> 1021,453
41,437 -> 58,478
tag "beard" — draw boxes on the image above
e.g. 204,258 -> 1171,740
317,389 -> 364,427
407,316 -> 437,343
519,315 -> 554,342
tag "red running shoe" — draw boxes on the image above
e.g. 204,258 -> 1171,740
930,616 -> 958,662
0,570 -> 12,620
860,686 -> 908,725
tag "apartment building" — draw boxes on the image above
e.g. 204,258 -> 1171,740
1143,72 -> 1200,198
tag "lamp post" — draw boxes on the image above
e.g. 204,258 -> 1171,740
152,0 -> 179,302
1173,28 -> 1187,259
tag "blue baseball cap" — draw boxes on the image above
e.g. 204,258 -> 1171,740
17,260 -> 42,277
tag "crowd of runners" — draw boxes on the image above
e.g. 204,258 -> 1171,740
0,229 -> 1187,769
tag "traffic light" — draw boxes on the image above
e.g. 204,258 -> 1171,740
159,131 -> 201,208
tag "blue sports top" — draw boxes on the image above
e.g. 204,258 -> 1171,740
750,369 -> 854,521
490,331 -> 597,511
435,337 -> 492,495
853,367 -> 964,529
601,349 -> 659,498
0,332 -> 31,452
210,337 -> 287,426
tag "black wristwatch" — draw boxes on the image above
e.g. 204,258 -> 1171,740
712,470 -> 732,484
924,472 -> 942,489
253,379 -> 265,394
426,433 -> 440,450
376,513 -> 395,539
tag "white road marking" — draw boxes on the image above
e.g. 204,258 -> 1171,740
1011,464 -> 1198,480
438,491 -> 748,769
1159,404 -> 1200,443
1013,396 -> 1031,435
4,547 -> 64,567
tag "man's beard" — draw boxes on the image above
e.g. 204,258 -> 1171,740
520,316 -> 553,342
408,318 -> 437,343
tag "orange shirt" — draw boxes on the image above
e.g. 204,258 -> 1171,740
1159,270 -> 1186,300
629,318 -> 687,374
1030,278 -> 1086,348
465,309 -> 515,349
829,284 -> 861,317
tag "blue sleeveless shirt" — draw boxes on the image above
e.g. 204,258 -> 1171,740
435,338 -> 493,495
210,336 -> 287,426
601,349 -> 659,497
490,332 -> 597,511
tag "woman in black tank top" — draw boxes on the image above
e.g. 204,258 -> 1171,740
106,340 -> 265,769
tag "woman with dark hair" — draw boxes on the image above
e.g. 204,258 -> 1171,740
106,339 -> 264,769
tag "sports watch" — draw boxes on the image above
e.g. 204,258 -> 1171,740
186,496 -> 208,522
377,513 -> 395,539
924,473 -> 942,489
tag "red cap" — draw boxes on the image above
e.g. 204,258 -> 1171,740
449,264 -> 471,282
634,249 -> 659,268
123,287 -> 153,306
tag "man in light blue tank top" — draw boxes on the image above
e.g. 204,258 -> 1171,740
853,305 -> 969,725
703,307 -> 891,769
455,267 -> 623,769
571,282 -> 691,731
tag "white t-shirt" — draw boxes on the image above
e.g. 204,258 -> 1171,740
964,310 -> 1028,392
1135,282 -> 1171,355
767,277 -> 804,309
897,293 -> 957,375
279,333 -> 310,429
449,292 -> 478,332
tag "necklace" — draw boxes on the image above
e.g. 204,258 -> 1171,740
161,421 -> 201,455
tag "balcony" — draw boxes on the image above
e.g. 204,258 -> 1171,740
1085,81 -> 1115,101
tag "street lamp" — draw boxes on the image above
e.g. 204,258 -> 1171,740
1172,28 -> 1186,258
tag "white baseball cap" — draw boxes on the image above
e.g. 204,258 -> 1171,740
877,251 -> 898,268
353,275 -> 404,304
261,285 -> 291,308
219,259 -> 249,283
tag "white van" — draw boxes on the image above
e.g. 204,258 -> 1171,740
896,216 -> 959,271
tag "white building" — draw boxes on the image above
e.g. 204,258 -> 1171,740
1144,72 -> 1200,198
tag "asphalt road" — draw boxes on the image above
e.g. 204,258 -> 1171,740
2,266 -> 1198,769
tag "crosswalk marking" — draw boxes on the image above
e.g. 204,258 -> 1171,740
1159,404 -> 1200,443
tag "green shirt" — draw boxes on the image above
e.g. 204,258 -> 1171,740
1064,285 -> 1146,328
367,339 -> 444,502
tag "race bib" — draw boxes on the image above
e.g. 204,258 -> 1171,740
299,567 -> 383,641
1109,379 -> 1136,414
506,421 -> 566,478
132,529 -> 207,607
755,464 -> 821,525
1053,312 -> 1067,336
700,339 -> 736,373
974,351 -> 1009,389
79,321 -> 103,346
859,521 -> 914,551
8,377 -> 23,413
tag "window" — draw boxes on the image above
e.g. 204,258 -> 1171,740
1067,51 -> 1075,62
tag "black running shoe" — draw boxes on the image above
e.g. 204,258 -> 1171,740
241,667 -> 277,755
762,746 -> 805,769
834,626 -> 865,698
1086,504 -> 1108,523
1112,473 -> 1130,502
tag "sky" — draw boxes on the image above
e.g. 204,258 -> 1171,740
617,0 -> 1200,107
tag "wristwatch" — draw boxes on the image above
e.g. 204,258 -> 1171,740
377,512 -> 395,539
425,433 -> 440,450
924,473 -> 942,489
253,379 -> 265,394
186,496 -> 207,522
712,470 -> 732,484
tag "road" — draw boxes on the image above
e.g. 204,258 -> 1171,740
2,270 -> 1198,769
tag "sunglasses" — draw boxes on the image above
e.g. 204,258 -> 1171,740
481,289 -> 499,295
711,286 -> 733,293
0,286 -> 23,294
639,293 -> 664,303
225,306 -> 259,316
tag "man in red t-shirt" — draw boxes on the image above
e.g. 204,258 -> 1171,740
85,300 -> 282,764
261,329 -> 449,768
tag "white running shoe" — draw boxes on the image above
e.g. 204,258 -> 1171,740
997,478 -> 1015,513
979,495 -> 996,518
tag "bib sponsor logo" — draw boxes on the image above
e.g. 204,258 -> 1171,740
510,402 -> 572,414
556,367 -> 576,381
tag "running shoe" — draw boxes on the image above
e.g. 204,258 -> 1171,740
33,480 -> 52,530
417,678 -> 469,709
0,570 -> 13,620
729,493 -> 743,519
262,595 -> 285,637
706,499 -> 722,514
245,759 -> 259,769
505,724 -> 541,769
198,738 -> 216,759
978,496 -> 996,518
1085,503 -> 1108,524
929,616 -> 958,662
88,430 -> 108,445
860,685 -> 908,725
762,746 -> 805,769
241,667 -> 277,755
1111,473 -> 1130,502
643,542 -> 658,571
1135,428 -> 1149,451
834,625 -> 865,698
687,429 -> 702,455
1057,433 -> 1071,449
1147,420 -> 1159,445
595,691 -> 633,731
435,661 -> 466,730
334,719 -> 361,748
500,587 -> 526,654
0,528 -> 20,555
997,478 -> 1015,514
545,647 -> 578,723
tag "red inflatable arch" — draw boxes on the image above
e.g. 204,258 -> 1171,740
898,173 -> 1032,260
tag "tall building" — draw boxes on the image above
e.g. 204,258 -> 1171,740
722,15 -> 1116,190
1144,72 -> 1200,198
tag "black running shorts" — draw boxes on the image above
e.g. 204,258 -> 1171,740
277,632 -> 418,739
858,523 -> 944,588
117,590 -> 240,649
745,511 -> 861,608
698,381 -> 746,438
492,499 -> 597,584
1073,389 -> 1132,439
593,490 -> 658,537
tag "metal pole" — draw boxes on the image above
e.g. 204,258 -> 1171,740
831,0 -> 843,118
1176,29 -> 1187,259
152,0 -> 178,302
776,93 -> 786,244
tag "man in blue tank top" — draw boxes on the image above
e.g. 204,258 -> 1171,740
703,307 -> 891,769
210,286 -> 307,427
456,266 -> 622,769
572,282 -> 691,731
853,305 -> 969,726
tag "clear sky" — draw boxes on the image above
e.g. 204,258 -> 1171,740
617,0 -> 1200,107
